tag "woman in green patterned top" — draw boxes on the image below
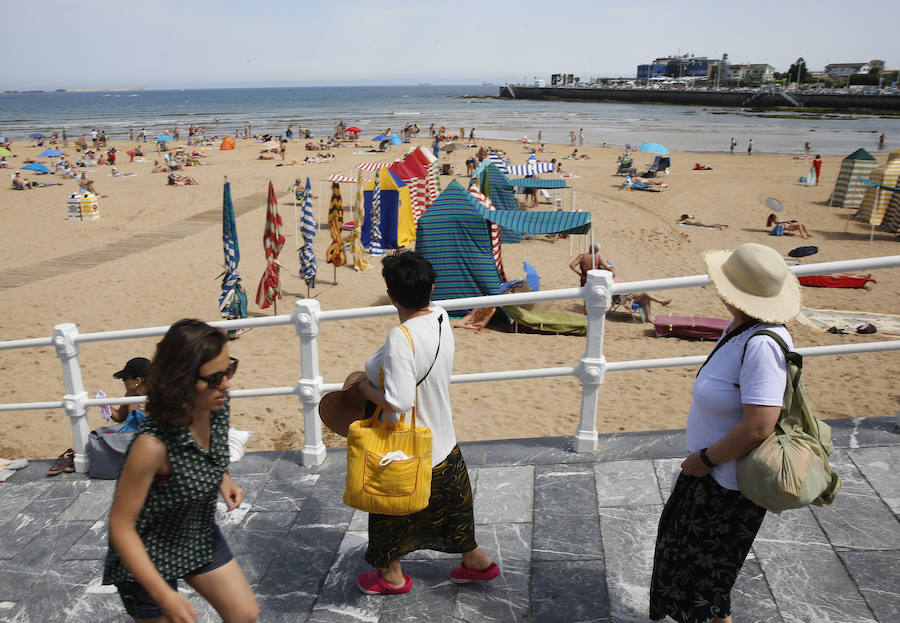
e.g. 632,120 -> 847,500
103,319 -> 258,622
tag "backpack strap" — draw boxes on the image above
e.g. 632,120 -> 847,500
741,329 -> 801,369
696,320 -> 758,377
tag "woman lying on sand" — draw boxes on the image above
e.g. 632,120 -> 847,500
678,214 -> 727,229
168,173 -> 198,186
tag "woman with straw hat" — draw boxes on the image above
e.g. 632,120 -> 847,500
649,243 -> 800,623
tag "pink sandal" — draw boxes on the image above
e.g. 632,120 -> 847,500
450,562 -> 501,584
357,571 -> 412,595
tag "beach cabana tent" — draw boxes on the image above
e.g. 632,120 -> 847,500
407,146 -> 441,202
417,180 -> 593,304
855,151 -> 900,225
361,167 -> 415,250
881,188 -> 900,233
829,148 -> 877,209
416,180 -> 504,303
388,160 -> 426,222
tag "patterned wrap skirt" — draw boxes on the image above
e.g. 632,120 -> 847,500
365,445 -> 477,569
649,472 -> 766,623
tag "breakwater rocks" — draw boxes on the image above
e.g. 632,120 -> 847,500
498,85 -> 900,112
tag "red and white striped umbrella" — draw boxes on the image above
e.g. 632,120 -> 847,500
468,187 -> 505,281
255,181 -> 286,311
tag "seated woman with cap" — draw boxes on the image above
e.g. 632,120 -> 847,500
112,357 -> 150,431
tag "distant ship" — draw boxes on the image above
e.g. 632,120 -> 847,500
482,82 -> 494,86
418,82 -> 431,86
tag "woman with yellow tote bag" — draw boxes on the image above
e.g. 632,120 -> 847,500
352,252 -> 500,595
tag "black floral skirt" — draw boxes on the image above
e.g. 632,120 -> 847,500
649,472 -> 766,623
365,445 -> 477,569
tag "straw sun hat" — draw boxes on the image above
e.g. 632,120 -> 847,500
703,243 -> 800,324
318,371 -> 368,437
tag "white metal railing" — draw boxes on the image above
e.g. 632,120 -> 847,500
1,255 -> 899,473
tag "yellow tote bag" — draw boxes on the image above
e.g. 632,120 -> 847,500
343,326 -> 433,516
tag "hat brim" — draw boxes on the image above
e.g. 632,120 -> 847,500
704,249 -> 801,324
318,374 -> 368,437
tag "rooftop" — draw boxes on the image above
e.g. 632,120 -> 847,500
1,416 -> 898,622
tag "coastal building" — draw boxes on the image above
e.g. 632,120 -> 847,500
636,54 -> 729,82
825,62 -> 872,78
728,63 -> 776,83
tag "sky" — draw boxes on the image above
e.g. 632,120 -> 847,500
4,0 -> 899,90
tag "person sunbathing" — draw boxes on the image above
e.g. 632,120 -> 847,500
678,214 -> 727,229
693,163 -> 713,170
168,173 -> 198,186
632,175 -> 665,186
151,160 -> 170,173
767,213 -> 811,238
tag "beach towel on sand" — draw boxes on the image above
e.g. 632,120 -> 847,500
798,275 -> 876,289
653,315 -> 730,340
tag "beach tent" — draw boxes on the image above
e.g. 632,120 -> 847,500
389,160 -> 426,223
415,180 -> 503,303
361,167 -> 415,250
880,187 -> 900,233
407,146 -> 441,202
855,151 -> 900,225
829,148 -> 877,209
478,163 -> 521,244
417,179 -> 593,304
220,136 -> 236,150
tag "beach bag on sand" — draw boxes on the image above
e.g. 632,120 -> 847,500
737,330 -> 842,513
86,423 -> 135,479
344,325 -> 433,516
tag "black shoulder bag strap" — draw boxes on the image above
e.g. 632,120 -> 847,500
415,314 -> 444,387
696,320 -> 758,377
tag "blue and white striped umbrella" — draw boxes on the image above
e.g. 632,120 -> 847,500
219,178 -> 248,321
369,169 -> 384,256
299,177 -> 318,287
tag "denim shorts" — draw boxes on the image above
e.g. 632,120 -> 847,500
115,525 -> 233,619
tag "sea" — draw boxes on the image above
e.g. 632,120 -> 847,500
1,85 -> 897,155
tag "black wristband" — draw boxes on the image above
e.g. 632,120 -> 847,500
699,448 -> 717,468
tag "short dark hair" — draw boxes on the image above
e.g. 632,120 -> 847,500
381,251 -> 436,309
146,319 -> 227,427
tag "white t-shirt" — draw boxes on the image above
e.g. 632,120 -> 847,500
686,322 -> 791,490
364,306 -> 456,467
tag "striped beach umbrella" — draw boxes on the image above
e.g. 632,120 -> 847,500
299,177 -> 317,289
369,168 -> 384,256
255,181 -> 286,311
350,170 -> 369,271
219,177 -> 248,322
325,182 -> 347,269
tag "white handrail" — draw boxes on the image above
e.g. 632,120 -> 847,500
0,255 -> 897,470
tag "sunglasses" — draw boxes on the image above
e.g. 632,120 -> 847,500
197,357 -> 238,389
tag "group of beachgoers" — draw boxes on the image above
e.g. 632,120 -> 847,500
95,244 -> 801,623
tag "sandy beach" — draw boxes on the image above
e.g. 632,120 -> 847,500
1,135 -> 898,461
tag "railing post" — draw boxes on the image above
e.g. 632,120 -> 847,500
574,270 -> 613,452
293,300 -> 326,466
53,323 -> 90,473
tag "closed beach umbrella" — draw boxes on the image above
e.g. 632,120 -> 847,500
22,163 -> 51,173
325,182 -> 347,273
369,168 -> 384,256
350,170 -> 368,272
433,135 -> 440,159
299,177 -> 318,290
39,149 -> 63,157
255,181 -> 286,312
219,177 -> 248,322
637,142 -> 669,155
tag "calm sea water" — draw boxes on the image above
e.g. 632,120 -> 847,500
1,85 -> 896,155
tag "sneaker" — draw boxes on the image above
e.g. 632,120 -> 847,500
357,571 -> 412,595
47,449 -> 75,477
450,562 -> 501,584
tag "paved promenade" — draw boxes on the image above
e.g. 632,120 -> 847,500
1,416 -> 897,622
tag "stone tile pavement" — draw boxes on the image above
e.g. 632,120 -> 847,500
0,416 -> 897,622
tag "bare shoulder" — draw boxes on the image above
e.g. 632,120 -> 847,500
122,433 -> 168,475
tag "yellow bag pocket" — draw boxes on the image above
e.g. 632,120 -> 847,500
363,451 -> 422,497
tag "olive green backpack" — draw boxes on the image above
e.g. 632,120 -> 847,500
736,330 -> 842,513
